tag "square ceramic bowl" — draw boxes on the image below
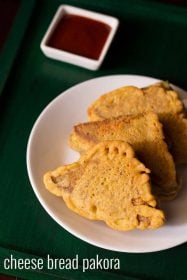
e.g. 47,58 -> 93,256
40,5 -> 119,70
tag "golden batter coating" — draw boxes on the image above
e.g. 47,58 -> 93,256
87,83 -> 187,164
69,112 -> 179,200
87,84 -> 184,121
44,141 -> 165,231
143,83 -> 187,164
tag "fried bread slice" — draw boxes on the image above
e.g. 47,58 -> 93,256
44,141 -> 165,230
69,112 -> 179,200
87,83 -> 187,164
163,114 -> 187,164
87,84 -> 184,121
143,83 -> 187,164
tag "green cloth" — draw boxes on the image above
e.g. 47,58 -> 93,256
0,0 -> 187,279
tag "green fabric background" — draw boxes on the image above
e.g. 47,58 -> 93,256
0,0 -> 187,279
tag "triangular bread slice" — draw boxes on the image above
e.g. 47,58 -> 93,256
142,83 -> 187,164
44,141 -> 165,230
87,84 -> 184,121
87,83 -> 187,164
163,114 -> 187,164
69,112 -> 179,200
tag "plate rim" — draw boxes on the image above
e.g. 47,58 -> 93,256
26,74 -> 187,253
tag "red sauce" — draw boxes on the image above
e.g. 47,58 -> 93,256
48,14 -> 111,60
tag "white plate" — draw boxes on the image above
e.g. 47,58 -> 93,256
26,75 -> 187,253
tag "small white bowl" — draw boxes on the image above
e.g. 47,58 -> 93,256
40,5 -> 119,70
